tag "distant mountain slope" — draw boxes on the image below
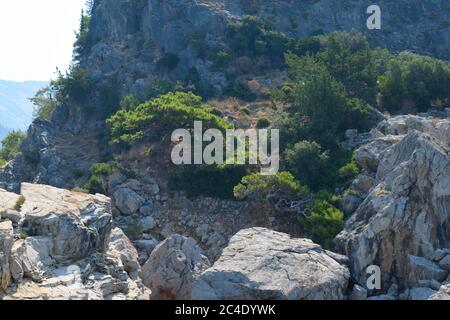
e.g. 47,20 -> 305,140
0,80 -> 47,138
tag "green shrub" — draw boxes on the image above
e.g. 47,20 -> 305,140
30,87 -> 57,120
279,54 -> 375,148
0,130 -> 26,162
90,162 -> 116,176
224,80 -> 257,101
19,231 -> 28,240
256,118 -> 271,128
157,53 -> 180,71
124,220 -> 143,240
51,65 -> 91,104
73,10 -> 92,62
301,198 -> 345,248
338,158 -> 360,182
379,52 -> 450,113
84,175 -> 106,195
14,196 -> 26,212
234,172 -> 309,202
120,95 -> 140,111
107,92 -> 232,145
285,141 -> 330,191
170,165 -> 248,199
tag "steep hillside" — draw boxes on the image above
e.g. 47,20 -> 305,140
0,0 -> 450,301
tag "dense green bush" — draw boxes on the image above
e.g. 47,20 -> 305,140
14,195 -> 26,212
275,54 -> 373,148
30,87 -> 58,120
256,118 -> 271,129
169,165 -> 249,199
233,171 -> 309,202
285,141 -> 330,191
90,162 -> 116,176
84,175 -> 106,195
51,65 -> 91,104
73,11 -> 92,62
107,92 -> 232,145
379,52 -> 450,113
224,80 -> 257,101
157,53 -> 180,71
300,196 -> 345,248
0,130 -> 26,163
338,157 -> 360,182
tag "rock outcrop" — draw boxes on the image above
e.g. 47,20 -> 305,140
0,184 -> 149,300
141,235 -> 210,300
335,115 -> 450,297
193,228 -> 350,300
0,221 -> 13,291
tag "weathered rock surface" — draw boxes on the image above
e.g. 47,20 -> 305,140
107,228 -> 140,277
335,116 -> 450,293
0,221 -> 13,291
141,235 -> 210,300
19,183 -> 112,262
0,184 -> 149,300
193,228 -> 350,300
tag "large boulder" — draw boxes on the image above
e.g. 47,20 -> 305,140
192,228 -> 350,300
0,221 -> 13,291
107,228 -> 140,277
335,116 -> 450,292
20,183 -> 112,262
0,189 -> 20,213
9,236 -> 54,283
141,235 -> 210,300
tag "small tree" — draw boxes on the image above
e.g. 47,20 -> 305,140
0,130 -> 26,162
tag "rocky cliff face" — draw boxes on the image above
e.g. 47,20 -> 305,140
87,0 -> 450,96
0,184 -> 149,300
335,115 -> 450,299
2,0 -> 449,191
1,0 -> 450,301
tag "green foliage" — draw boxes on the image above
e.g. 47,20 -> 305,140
124,220 -> 143,240
14,195 -> 26,212
301,196 -> 345,248
224,80 -> 257,101
143,77 -> 177,100
277,54 -> 373,148
107,92 -> 232,145
157,53 -> 180,71
226,16 -> 289,68
19,231 -> 28,240
316,32 -> 392,104
51,65 -> 91,104
90,162 -> 116,176
274,54 -> 370,148
120,95 -> 140,111
30,87 -> 58,120
379,52 -> 450,112
0,130 -> 26,162
338,157 -> 360,182
84,175 -> 106,195
256,118 -> 271,129
170,165 -> 248,199
285,141 -> 330,191
233,172 -> 309,202
73,10 -> 92,62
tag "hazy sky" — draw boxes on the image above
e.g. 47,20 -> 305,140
0,0 -> 88,82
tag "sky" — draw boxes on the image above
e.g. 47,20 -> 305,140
0,0 -> 88,82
